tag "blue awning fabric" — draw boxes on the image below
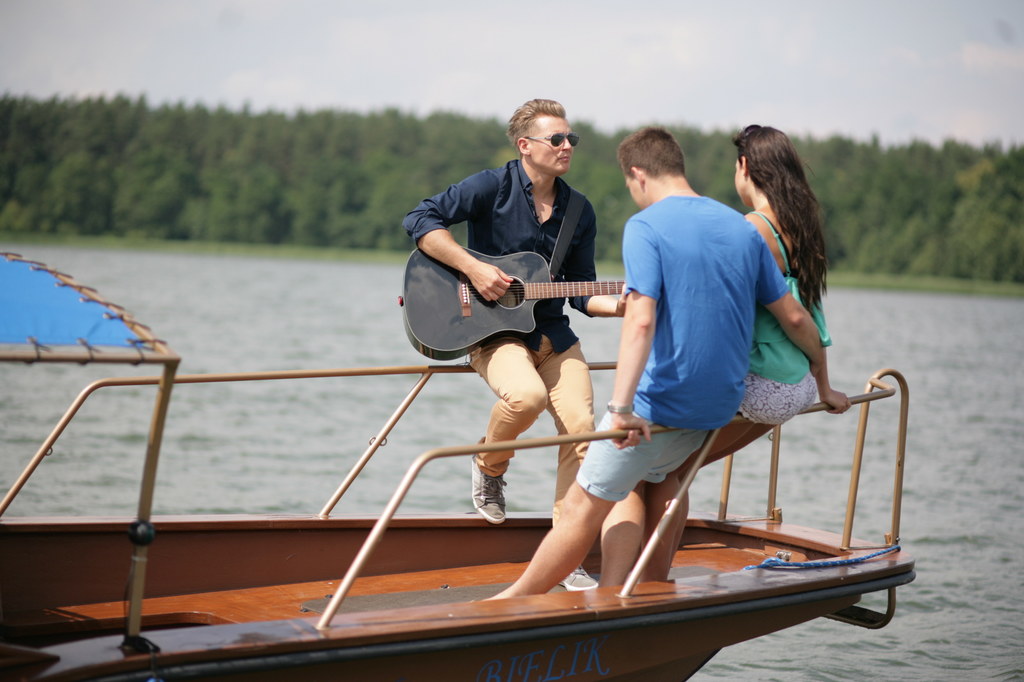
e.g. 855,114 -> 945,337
1,256 -> 142,347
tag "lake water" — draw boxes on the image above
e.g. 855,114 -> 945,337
2,244 -> 1022,681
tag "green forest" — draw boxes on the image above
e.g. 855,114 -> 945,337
2,95 -> 1022,282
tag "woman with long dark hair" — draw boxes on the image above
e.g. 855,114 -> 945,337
729,124 -> 847,435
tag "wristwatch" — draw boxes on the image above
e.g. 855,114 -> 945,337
607,402 -> 634,414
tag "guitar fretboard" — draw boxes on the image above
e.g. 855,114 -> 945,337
522,280 -> 624,300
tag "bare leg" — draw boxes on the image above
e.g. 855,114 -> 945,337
638,422 -> 773,581
697,422 -> 773,468
596,486 -> 646,587
489,484 -> 614,599
637,476 -> 690,582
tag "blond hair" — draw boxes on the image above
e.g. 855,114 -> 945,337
506,99 -> 567,147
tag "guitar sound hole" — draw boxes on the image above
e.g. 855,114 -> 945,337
495,279 -> 526,308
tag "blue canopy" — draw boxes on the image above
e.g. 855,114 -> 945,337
1,255 -> 142,347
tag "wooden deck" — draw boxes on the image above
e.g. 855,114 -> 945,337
3,541 -> 761,643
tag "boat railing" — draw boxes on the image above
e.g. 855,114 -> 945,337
1,363 -> 907,635
716,368 -> 909,551
1,362 -> 617,519
0,362 -> 543,518
313,368 -> 908,628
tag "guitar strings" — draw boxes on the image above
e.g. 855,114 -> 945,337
468,281 -> 527,305
466,280 -> 623,302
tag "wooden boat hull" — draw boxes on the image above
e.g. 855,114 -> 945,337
14,591 -> 886,681
2,513 -> 914,681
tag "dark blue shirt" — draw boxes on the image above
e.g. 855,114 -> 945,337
403,160 -> 598,352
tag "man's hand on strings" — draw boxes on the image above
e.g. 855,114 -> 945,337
468,261 -> 512,301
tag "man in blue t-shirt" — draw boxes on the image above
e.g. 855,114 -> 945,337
491,126 -> 826,598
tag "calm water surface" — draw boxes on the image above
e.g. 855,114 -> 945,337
1,245 -> 1022,680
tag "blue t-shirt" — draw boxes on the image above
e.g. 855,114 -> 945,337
402,160 -> 598,352
623,196 -> 788,430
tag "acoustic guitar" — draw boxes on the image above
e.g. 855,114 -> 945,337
401,249 -> 623,360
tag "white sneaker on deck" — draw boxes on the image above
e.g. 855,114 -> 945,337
559,565 -> 598,591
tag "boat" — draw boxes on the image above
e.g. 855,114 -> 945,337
0,251 -> 914,681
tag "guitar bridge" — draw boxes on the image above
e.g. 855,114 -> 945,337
458,276 -> 473,317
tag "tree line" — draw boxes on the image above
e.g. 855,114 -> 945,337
1,95 -> 1021,282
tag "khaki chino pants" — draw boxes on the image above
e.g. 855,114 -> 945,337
469,336 -> 594,524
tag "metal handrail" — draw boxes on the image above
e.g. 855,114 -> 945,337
1,363 -> 616,517
314,427 -> 647,631
2,365 -> 472,516
316,369 -> 908,624
0,365 -> 458,517
711,369 -> 906,549
3,362 -> 907,633
842,369 -> 909,550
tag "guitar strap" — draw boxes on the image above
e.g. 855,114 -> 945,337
547,188 -> 585,278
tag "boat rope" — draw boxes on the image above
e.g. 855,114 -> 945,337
743,545 -> 901,571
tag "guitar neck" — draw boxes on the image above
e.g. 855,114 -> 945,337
522,280 -> 624,300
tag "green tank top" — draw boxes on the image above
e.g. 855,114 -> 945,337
747,211 -> 831,384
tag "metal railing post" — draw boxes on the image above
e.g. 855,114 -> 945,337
616,428 -> 722,598
318,371 -> 435,518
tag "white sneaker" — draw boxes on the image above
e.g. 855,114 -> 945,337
559,565 -> 597,591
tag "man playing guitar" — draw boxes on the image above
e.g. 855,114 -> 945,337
402,99 -> 623,590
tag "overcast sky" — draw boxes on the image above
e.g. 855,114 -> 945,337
2,0 -> 1021,148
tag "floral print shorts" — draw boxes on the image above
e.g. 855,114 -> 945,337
739,371 -> 817,425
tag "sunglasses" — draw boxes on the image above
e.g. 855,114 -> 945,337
525,132 -> 580,147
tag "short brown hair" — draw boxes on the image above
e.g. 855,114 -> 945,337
506,99 -> 567,146
616,126 -> 686,178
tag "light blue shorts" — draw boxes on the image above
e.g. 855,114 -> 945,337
577,412 -> 709,502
